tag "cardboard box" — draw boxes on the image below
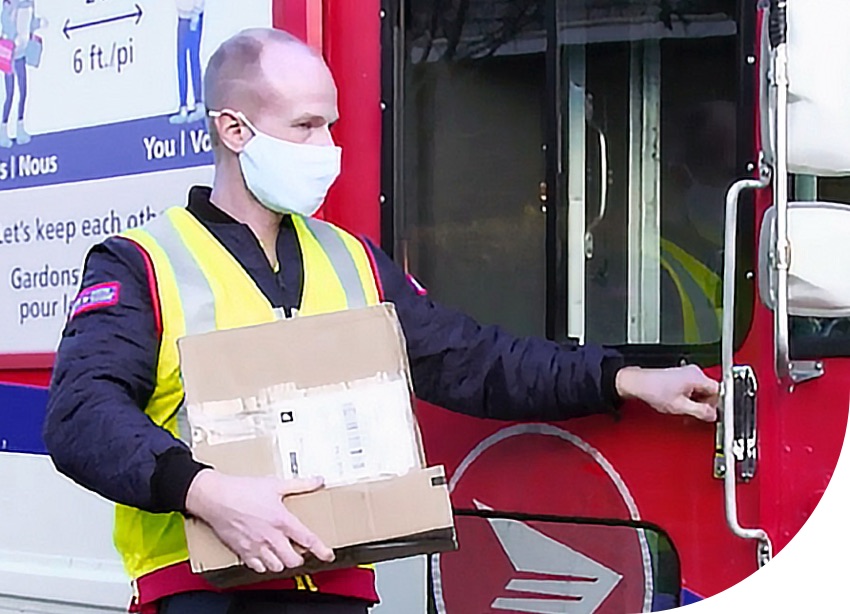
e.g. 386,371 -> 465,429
178,304 -> 456,587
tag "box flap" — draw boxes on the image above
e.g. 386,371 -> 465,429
186,467 -> 453,573
186,443 -> 453,574
285,465 -> 453,547
178,304 -> 409,405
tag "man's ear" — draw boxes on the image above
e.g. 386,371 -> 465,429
214,112 -> 251,154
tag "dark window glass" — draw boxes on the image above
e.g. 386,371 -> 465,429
399,1 -> 742,349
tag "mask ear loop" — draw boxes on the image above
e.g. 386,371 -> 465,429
207,108 -> 258,151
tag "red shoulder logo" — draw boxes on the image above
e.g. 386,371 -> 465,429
69,282 -> 121,320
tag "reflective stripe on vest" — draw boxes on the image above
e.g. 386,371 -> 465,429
660,238 -> 722,344
139,212 -> 218,440
112,207 -> 380,582
149,213 -> 217,336
299,216 -> 368,310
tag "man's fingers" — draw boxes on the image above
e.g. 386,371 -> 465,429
310,538 -> 335,563
258,545 -> 285,573
693,377 -> 720,398
271,535 -> 305,569
244,557 -> 267,574
685,365 -> 720,396
676,398 -> 717,422
287,522 -> 335,563
266,529 -> 305,570
283,513 -> 335,563
279,476 -> 325,496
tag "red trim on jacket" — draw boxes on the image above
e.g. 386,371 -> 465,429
122,237 -> 163,336
128,561 -> 378,612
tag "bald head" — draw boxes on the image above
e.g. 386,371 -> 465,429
205,29 -> 317,117
205,28 -> 338,153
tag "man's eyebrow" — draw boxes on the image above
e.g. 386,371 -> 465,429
292,113 -> 337,124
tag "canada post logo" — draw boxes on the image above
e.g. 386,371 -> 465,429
432,424 -> 652,613
69,281 -> 120,319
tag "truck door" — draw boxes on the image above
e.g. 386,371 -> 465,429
386,0 -> 766,610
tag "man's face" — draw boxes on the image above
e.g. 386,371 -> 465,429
248,47 -> 339,147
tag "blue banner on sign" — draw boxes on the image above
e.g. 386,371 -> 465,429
0,383 -> 49,455
0,114 -> 213,191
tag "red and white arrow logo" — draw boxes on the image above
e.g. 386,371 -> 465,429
476,501 -> 623,614
432,425 -> 651,613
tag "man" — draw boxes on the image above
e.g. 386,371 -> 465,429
44,28 -> 719,614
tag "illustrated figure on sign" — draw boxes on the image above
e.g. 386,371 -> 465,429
169,0 -> 206,124
0,0 -> 45,147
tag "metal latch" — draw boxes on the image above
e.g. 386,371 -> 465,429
714,365 -> 757,481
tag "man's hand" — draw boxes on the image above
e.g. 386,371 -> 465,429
615,364 -> 719,422
185,470 -> 334,574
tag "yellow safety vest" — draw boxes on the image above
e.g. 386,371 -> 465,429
113,207 -> 380,581
660,238 -> 722,344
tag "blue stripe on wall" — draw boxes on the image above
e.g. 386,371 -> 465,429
0,383 -> 49,455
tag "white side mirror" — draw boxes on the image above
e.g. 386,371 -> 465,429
761,2 -> 850,175
760,201 -> 850,318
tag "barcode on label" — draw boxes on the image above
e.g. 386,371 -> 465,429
342,402 -> 365,471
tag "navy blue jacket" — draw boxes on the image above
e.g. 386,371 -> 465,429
44,187 -> 624,514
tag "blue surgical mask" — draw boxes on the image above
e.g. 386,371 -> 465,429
210,109 -> 341,217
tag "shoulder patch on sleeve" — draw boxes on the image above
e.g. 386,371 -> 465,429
70,282 -> 121,319
406,273 -> 428,296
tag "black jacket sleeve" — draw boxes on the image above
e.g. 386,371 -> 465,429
367,240 -> 624,421
43,237 -> 206,514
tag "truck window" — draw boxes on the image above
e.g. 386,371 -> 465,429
398,1 -> 548,338
570,21 -> 737,347
394,0 -> 748,354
